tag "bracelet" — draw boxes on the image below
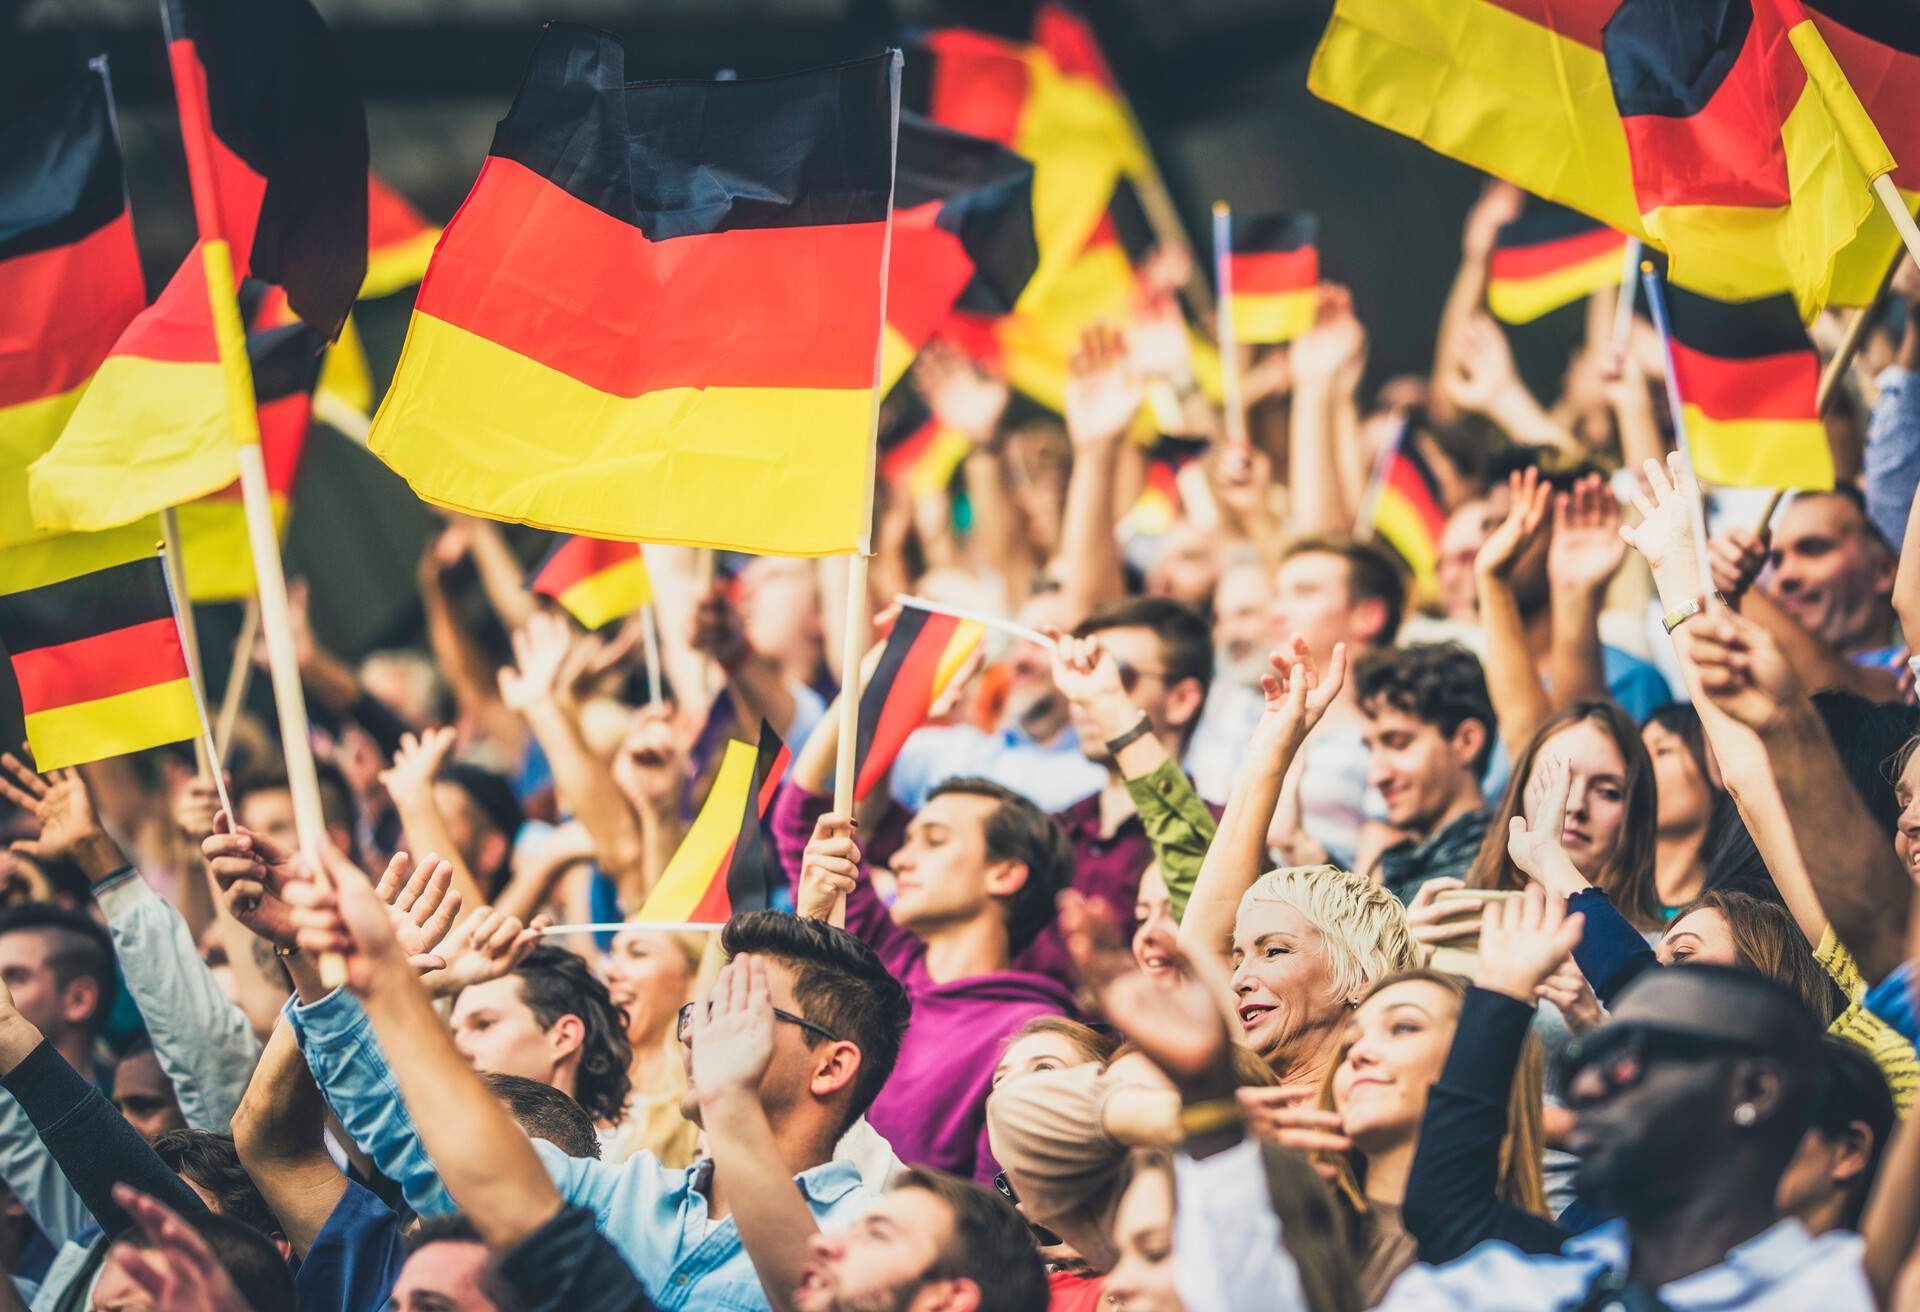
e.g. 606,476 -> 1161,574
1104,715 -> 1154,757
1179,1097 -> 1244,1139
1662,592 -> 1729,634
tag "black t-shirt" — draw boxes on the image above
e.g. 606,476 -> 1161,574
496,1204 -> 657,1312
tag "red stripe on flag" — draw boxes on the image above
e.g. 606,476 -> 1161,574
0,213 -> 147,407
531,537 -> 641,599
758,745 -> 792,816
855,611 -> 962,800
1385,453 -> 1447,538
1618,17 -> 1797,211
369,172 -> 434,253
687,840 -> 741,923
1814,14 -> 1920,190
924,31 -> 1033,147
888,200 -> 979,351
414,156 -> 888,394
109,250 -> 221,365
259,393 -> 311,493
1489,225 -> 1625,280
165,38 -> 268,263
10,618 -> 190,715
1670,340 -> 1819,422
1228,248 -> 1317,295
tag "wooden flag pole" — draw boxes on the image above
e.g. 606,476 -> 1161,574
1610,237 -> 1643,355
158,509 -> 211,778
1873,175 -> 1920,270
155,544 -> 234,822
640,602 -> 665,707
1640,261 -> 1716,605
161,0 -> 347,986
1212,202 -> 1249,457
214,599 -> 260,764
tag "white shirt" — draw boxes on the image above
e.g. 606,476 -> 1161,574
1174,1139 -> 1874,1312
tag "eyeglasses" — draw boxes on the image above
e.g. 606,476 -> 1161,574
1554,1022 -> 1767,1105
676,1002 -> 840,1046
993,1172 -> 1064,1248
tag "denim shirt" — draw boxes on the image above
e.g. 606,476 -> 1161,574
286,989 -> 878,1311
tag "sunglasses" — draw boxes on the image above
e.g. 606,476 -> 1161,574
993,1171 -> 1064,1247
677,1002 -> 840,1046
1554,1022 -> 1767,1105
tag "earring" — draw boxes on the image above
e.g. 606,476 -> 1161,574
1733,1103 -> 1757,1127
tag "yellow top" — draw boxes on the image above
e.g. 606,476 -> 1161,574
1817,926 -> 1918,1113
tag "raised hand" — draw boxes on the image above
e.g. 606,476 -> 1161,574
0,751 -> 114,874
1547,474 -> 1627,597
1472,884 -> 1585,1005
1619,451 -> 1705,597
798,813 -> 861,922
1235,1085 -> 1350,1175
1507,754 -> 1591,897
284,843 -> 417,993
377,727 -> 457,806
1707,526 -> 1770,606
1474,467 -> 1552,581
689,584 -> 751,671
612,703 -> 688,814
420,904 -> 545,997
1289,285 -> 1366,388
1041,629 -> 1136,743
1064,325 -> 1143,450
913,341 -> 1010,447
1444,314 -> 1522,416
1061,891 -> 1230,1088
170,776 -> 225,845
106,1186 -> 256,1312
690,954 -> 778,1103
1126,285 -> 1197,385
372,850 -> 465,966
498,611 -> 577,712
1252,635 -> 1348,758
1536,958 -> 1606,1035
1461,179 -> 1524,260
1679,608 -> 1805,735
203,815 -> 300,948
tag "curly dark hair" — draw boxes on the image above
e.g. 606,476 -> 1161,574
721,911 -> 912,1136
514,947 -> 633,1125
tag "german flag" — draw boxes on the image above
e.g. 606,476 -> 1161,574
852,606 -> 986,801
369,28 -> 898,557
1488,204 -> 1629,324
527,536 -> 653,632
177,308 -> 325,601
363,173 -> 440,300
0,58 -> 147,549
876,387 -> 973,498
634,721 -> 790,925
904,23 -> 1146,311
880,114 -> 1038,396
1368,430 -> 1447,595
1663,284 -> 1830,489
1308,0 -> 1905,318
0,534 -> 200,770
1227,214 -> 1318,344
26,0 -> 366,537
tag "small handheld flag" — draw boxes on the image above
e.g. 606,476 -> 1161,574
852,606 -> 987,801
1488,205 -> 1629,324
527,536 -> 653,632
634,721 -> 791,926
1225,213 -> 1319,344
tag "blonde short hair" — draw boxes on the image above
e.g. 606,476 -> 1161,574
1234,865 -> 1420,1004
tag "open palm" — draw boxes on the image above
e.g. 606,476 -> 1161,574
1547,475 -> 1626,594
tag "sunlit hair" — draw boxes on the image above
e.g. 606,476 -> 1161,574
1314,970 -> 1548,1222
1466,701 -> 1660,930
1666,890 -> 1844,1027
1001,1015 -> 1119,1068
1234,865 -> 1421,1005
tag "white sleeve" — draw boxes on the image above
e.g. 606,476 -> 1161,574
1172,1139 -> 1309,1312
96,874 -> 262,1131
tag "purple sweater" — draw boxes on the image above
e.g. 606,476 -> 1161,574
774,784 -> 1076,1182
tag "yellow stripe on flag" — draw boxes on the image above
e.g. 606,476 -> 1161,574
1,380 -> 92,547
1683,407 -> 1833,491
878,322 -> 917,397
3,520 -> 162,594
1487,246 -> 1624,324
362,230 -> 441,300
1374,486 -> 1439,591
26,353 -> 232,535
635,738 -> 758,923
556,553 -> 653,631
318,312 -> 375,416
370,314 -> 874,556
177,493 -> 289,603
932,620 -> 987,693
1232,289 -> 1317,344
25,678 -> 201,771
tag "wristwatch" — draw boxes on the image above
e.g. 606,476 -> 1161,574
1104,714 -> 1154,756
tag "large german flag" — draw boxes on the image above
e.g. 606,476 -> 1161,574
527,536 -> 652,632
852,605 -> 986,801
0,58 -> 147,550
1227,214 -> 1319,345
634,721 -> 790,926
1488,204 -> 1630,324
0,534 -> 199,770
26,0 -> 365,537
369,28 -> 898,557
879,114 -> 1038,397
1308,0 -> 1907,318
177,306 -> 325,601
1664,284 -> 1831,489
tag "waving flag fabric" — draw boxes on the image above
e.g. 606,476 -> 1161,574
635,722 -> 790,925
370,27 -> 898,556
1227,214 -> 1319,344
528,536 -> 653,632
852,606 -> 987,801
1488,204 -> 1629,323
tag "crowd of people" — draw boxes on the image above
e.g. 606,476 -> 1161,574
6,174 -> 1920,1311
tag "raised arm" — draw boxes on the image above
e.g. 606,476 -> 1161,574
914,345 -> 1033,589
609,708 -> 691,910
1442,314 -> 1581,454
499,613 -> 650,895
375,727 -> 489,913
1544,474 -> 1626,708
418,524 -> 528,755
1431,181 -> 1523,425
230,1022 -> 345,1259
1473,468 -> 1554,759
1287,286 -> 1367,535
462,517 -> 541,632
1055,326 -> 1139,624
1179,639 -> 1346,965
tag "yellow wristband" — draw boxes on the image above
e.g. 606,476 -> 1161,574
1178,1097 -> 1243,1139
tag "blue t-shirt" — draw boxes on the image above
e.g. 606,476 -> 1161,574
294,1180 -> 406,1312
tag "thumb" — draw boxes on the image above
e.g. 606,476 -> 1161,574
1555,913 -> 1586,955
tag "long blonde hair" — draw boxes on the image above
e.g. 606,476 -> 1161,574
1315,969 -> 1548,1220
